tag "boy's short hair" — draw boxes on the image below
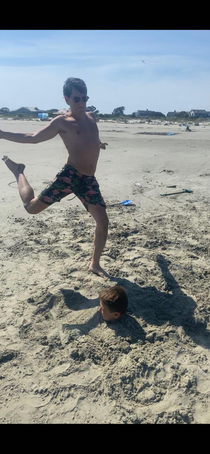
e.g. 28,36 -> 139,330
63,77 -> 87,98
99,285 -> 128,316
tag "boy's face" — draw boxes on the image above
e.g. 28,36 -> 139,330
65,88 -> 88,115
99,300 -> 121,322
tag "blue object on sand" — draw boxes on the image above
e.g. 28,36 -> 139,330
167,132 -> 175,136
120,200 -> 134,206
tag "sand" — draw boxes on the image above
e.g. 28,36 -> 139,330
0,119 -> 210,424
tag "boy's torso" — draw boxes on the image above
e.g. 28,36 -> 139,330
57,112 -> 100,176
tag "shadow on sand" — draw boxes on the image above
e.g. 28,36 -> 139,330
59,254 -> 210,349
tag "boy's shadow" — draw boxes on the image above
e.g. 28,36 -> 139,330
110,254 -> 210,349
59,255 -> 210,348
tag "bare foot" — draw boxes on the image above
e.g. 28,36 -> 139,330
89,263 -> 111,279
2,156 -> 25,179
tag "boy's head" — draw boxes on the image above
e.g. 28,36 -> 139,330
63,77 -> 87,99
99,285 -> 128,322
63,77 -> 88,115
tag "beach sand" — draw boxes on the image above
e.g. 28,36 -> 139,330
0,119 -> 210,423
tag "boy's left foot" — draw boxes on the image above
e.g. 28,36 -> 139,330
2,155 -> 25,179
89,263 -> 110,278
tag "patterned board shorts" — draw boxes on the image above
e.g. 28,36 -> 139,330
37,164 -> 106,211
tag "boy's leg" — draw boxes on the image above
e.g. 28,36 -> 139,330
2,156 -> 48,214
87,203 -> 109,278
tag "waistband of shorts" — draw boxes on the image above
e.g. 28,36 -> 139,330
63,164 -> 82,175
63,164 -> 93,178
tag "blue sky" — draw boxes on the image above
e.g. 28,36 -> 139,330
0,30 -> 210,114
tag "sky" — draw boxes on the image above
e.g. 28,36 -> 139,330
0,29 -> 210,115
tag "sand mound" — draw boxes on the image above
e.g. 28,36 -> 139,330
1,120 -> 210,423
1,200 -> 210,423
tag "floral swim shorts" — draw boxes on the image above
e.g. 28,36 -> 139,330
38,164 -> 106,211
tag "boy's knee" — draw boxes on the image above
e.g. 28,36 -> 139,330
96,214 -> 108,232
103,212 -> 109,229
24,203 -> 36,214
24,198 -> 48,214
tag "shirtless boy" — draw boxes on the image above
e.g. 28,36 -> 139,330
1,77 -> 109,277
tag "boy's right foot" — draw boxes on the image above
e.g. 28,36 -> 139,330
2,156 -> 25,179
89,262 -> 111,279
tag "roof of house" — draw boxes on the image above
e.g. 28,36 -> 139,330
56,109 -> 68,115
14,107 -> 44,113
190,109 -> 207,113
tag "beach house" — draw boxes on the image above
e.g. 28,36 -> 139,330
13,107 -> 45,115
190,110 -> 210,118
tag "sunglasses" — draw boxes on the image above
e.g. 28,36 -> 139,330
71,95 -> 89,103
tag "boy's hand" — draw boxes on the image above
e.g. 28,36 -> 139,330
100,142 -> 108,150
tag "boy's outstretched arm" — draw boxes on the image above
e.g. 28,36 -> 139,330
0,117 -> 61,144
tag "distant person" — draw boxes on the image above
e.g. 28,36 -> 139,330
1,77 -> 109,277
99,285 -> 128,321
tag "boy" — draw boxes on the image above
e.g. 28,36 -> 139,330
1,77 -> 109,278
99,285 -> 128,322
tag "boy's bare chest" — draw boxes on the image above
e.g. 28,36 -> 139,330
61,119 -> 99,148
74,122 -> 92,138
64,122 -> 98,143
